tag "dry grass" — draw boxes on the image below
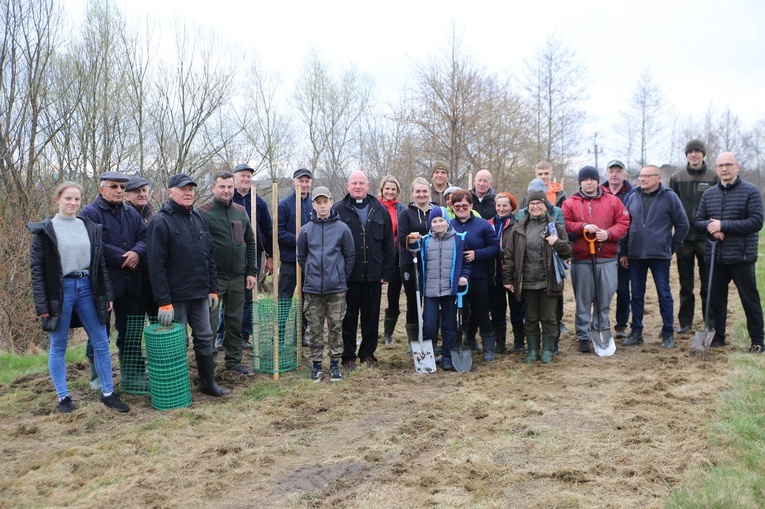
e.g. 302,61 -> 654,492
0,271 -> 740,508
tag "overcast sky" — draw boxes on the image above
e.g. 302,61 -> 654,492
68,0 -> 765,164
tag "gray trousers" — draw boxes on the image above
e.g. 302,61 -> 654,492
571,258 -> 618,340
174,298 -> 214,356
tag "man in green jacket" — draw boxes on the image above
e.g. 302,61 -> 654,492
198,171 -> 258,375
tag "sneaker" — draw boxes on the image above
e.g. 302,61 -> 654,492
342,359 -> 356,371
622,333 -> 643,346
675,325 -> 693,334
578,339 -> 591,353
559,322 -> 569,335
57,395 -> 76,414
329,364 -> 343,382
310,365 -> 323,383
660,335 -> 675,349
100,393 -> 130,413
614,328 -> 628,339
227,364 -> 254,376
215,335 -> 224,351
748,344 -> 763,354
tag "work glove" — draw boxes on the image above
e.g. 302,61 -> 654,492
157,304 -> 174,326
208,293 -> 219,309
407,234 -> 421,253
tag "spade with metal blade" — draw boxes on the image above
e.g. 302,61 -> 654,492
451,283 -> 472,372
408,235 -> 436,374
691,239 -> 718,354
584,230 -> 616,357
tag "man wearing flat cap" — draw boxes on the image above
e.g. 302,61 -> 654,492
669,140 -> 718,334
601,160 -> 634,339
223,163 -> 273,350
81,171 -> 148,390
147,173 -> 230,397
125,176 -> 157,223
277,168 -> 313,345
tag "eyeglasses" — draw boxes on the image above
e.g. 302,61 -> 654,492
452,203 -> 470,210
106,183 -> 127,190
637,174 -> 659,180
716,163 -> 736,169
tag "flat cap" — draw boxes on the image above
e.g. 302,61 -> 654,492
167,173 -> 197,188
125,176 -> 150,192
99,171 -> 129,182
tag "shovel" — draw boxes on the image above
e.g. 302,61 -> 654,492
691,240 -> 718,354
584,231 -> 616,357
451,283 -> 472,372
408,235 -> 436,374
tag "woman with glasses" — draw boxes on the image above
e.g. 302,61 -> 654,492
397,177 -> 436,348
503,190 -> 572,364
28,182 -> 129,413
449,190 -> 500,362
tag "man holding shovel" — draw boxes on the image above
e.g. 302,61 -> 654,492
563,166 -> 630,353
619,166 -> 689,348
694,152 -> 764,352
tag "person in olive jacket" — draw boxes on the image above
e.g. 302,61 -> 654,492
198,171 -> 258,375
147,173 -> 230,397
332,171 -> 394,369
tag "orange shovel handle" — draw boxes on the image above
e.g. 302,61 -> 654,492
583,229 -> 597,255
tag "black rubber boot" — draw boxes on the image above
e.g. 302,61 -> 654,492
383,316 -> 397,346
405,323 -> 418,354
482,335 -> 496,362
509,327 -> 525,353
494,325 -> 507,354
524,335 -> 540,363
196,354 -> 231,397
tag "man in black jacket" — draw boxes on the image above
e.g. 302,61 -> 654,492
147,174 -> 230,396
333,171 -> 395,369
670,140 -> 718,334
81,171 -> 147,391
694,152 -> 764,352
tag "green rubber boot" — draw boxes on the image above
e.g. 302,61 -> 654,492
88,357 -> 101,391
541,335 -> 555,364
524,335 -> 540,363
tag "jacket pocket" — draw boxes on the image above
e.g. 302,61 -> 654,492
231,220 -> 244,244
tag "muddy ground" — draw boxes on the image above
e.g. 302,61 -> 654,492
0,274 -> 737,508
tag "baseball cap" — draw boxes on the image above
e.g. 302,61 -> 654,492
312,186 -> 331,201
606,160 -> 626,169
293,168 -> 312,179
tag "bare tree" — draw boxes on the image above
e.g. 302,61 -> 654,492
523,35 -> 587,172
239,58 -> 295,181
293,49 -> 371,194
618,70 -> 664,168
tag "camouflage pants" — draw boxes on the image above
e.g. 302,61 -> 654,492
304,292 -> 346,363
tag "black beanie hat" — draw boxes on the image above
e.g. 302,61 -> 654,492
578,166 -> 600,184
685,139 -> 706,156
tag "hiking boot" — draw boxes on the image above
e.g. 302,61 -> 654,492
660,335 -> 675,349
748,343 -> 763,354
614,327 -> 628,339
675,325 -> 692,334
342,359 -> 356,371
710,336 -> 727,348
100,393 -> 130,413
227,364 -> 254,376
361,356 -> 376,367
622,332 -> 643,346
329,363 -> 343,382
441,357 -> 455,371
241,336 -> 253,350
57,396 -> 76,414
578,339 -> 591,353
310,364 -> 323,383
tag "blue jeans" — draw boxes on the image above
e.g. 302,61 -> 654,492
49,277 -> 114,399
629,258 -> 674,336
423,295 -> 457,359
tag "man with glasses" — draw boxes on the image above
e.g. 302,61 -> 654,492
694,152 -> 764,353
669,140 -> 718,334
81,171 -> 147,390
619,166 -> 689,348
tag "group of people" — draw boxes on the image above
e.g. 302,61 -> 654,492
29,140 -> 764,410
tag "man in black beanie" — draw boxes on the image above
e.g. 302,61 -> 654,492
669,140 -> 718,334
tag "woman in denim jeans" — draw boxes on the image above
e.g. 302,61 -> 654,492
28,182 -> 129,414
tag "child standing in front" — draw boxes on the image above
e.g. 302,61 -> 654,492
297,187 -> 356,382
410,207 -> 471,371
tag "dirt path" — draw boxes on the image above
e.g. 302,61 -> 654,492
0,276 -> 734,508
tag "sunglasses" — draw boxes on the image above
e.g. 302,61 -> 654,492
452,203 -> 470,210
